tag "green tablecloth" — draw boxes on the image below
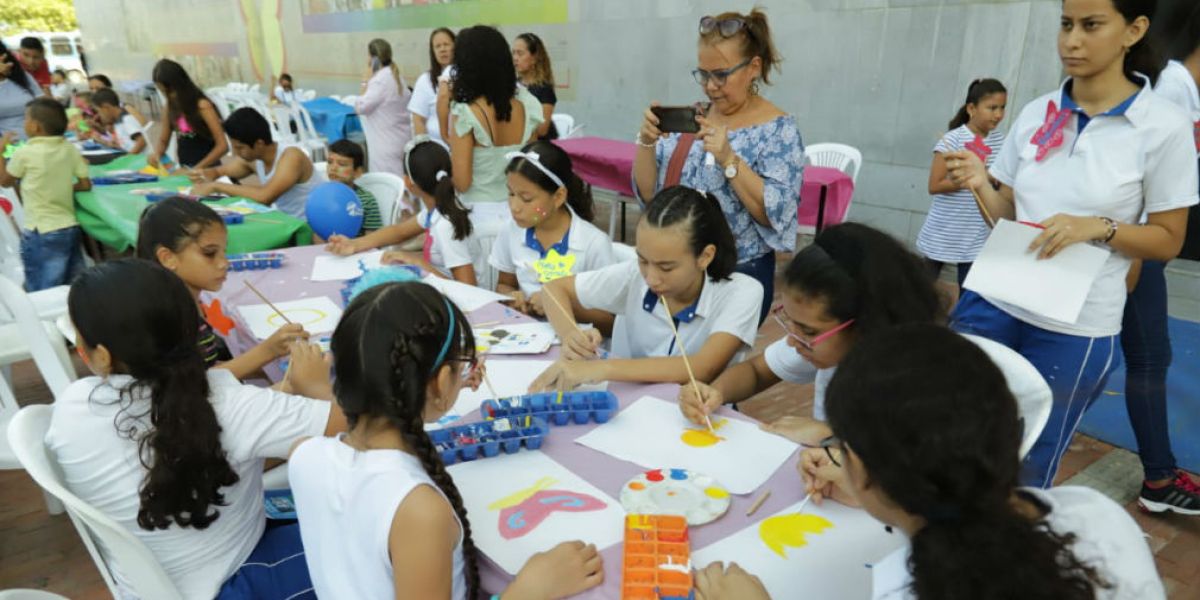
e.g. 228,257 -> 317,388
76,156 -> 313,254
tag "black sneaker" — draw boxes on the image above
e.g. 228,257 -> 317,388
1138,471 -> 1200,516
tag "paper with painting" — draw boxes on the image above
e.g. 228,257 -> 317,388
309,250 -> 386,281
447,451 -> 624,575
574,396 -> 799,494
237,296 -> 343,340
691,499 -> 904,600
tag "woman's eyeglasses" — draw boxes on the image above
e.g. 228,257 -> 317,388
771,304 -> 855,352
699,16 -> 746,37
692,58 -> 751,88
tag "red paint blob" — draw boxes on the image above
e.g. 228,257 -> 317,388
645,469 -> 664,482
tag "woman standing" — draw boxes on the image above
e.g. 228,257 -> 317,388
409,27 -> 455,142
149,59 -> 228,170
355,39 -> 412,176
633,9 -> 804,324
0,41 -> 42,139
945,0 -> 1198,489
513,33 -> 558,140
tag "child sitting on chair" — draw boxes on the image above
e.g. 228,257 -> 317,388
326,139 -> 382,237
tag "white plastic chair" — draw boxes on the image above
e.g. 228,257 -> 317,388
552,113 -> 581,139
963,334 -> 1052,459
805,143 -> 863,184
612,242 -> 637,263
355,172 -> 405,227
8,406 -> 185,600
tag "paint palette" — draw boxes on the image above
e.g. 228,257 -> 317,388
228,252 -> 285,271
480,391 -> 618,426
621,514 -> 694,600
430,416 -> 549,466
92,172 -> 159,185
620,469 -> 731,526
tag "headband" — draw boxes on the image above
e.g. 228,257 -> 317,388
431,296 -> 456,373
403,134 -> 450,177
505,150 -> 565,190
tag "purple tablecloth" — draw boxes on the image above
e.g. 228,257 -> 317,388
212,244 -> 892,599
555,137 -> 637,197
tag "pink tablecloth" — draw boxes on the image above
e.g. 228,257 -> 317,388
799,166 -> 855,230
555,137 -> 638,197
212,244 -> 898,599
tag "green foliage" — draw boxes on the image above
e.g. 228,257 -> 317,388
0,0 -> 78,36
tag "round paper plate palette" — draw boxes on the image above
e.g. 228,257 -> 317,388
620,468 -> 731,525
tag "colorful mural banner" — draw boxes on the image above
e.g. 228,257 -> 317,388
302,0 -> 568,33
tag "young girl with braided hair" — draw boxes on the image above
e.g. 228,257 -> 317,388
288,280 -> 604,599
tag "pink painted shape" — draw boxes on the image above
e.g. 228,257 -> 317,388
497,489 -> 606,540
965,134 -> 992,163
1029,100 -> 1071,162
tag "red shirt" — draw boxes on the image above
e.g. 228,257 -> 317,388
21,58 -> 50,87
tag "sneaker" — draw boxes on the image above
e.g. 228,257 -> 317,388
1138,471 -> 1200,516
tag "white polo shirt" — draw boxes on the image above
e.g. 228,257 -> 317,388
46,370 -> 331,600
489,208 -> 615,294
989,77 -> 1199,336
872,486 -> 1164,600
1154,60 -> 1200,120
416,206 -> 475,277
113,113 -> 145,154
763,333 -> 1049,424
575,260 -> 762,364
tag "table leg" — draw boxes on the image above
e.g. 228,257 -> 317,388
816,185 -> 828,233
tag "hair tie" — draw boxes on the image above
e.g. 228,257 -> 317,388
505,150 -> 565,190
430,297 -> 456,373
435,170 -> 449,182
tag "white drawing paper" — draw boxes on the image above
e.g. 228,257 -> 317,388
309,250 -> 386,281
422,275 -> 510,312
450,360 -> 607,418
237,296 -> 343,340
574,396 -> 799,494
964,219 -> 1110,324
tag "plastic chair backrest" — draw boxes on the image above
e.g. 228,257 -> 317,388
0,201 -> 23,286
355,172 -> 405,227
963,334 -> 1052,460
552,113 -> 577,139
0,275 -> 73,397
7,406 -> 184,600
805,143 -> 863,183
0,590 -> 71,600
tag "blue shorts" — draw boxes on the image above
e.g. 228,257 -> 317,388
217,522 -> 315,600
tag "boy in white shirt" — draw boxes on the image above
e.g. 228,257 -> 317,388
89,88 -> 147,154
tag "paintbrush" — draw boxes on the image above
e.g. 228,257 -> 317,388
243,280 -> 293,325
660,295 -> 715,435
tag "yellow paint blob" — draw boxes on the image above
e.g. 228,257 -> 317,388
266,308 -> 328,327
628,482 -> 646,491
759,514 -> 834,558
704,487 -> 729,499
488,477 -> 556,511
680,418 -> 728,447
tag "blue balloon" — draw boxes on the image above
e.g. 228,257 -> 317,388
305,182 -> 364,239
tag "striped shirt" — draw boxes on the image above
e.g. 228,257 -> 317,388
198,319 -> 232,368
355,186 -> 383,234
916,125 -> 1006,263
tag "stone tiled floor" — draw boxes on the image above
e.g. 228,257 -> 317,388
2,205 -> 1198,597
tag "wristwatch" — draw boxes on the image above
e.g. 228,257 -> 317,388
723,155 -> 739,179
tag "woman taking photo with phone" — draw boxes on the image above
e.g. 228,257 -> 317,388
355,39 -> 412,176
632,8 -> 804,324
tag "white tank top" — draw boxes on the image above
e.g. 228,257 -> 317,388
255,143 -> 324,220
289,435 -> 466,600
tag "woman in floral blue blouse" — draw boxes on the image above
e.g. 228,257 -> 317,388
633,8 -> 804,323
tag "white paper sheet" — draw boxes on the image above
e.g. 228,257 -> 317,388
237,296 -> 343,340
476,322 -> 557,355
964,220 -> 1110,324
309,250 -> 386,281
450,359 -> 607,417
422,275 -> 510,312
574,396 -> 799,494
691,499 -> 904,600
448,451 -> 625,575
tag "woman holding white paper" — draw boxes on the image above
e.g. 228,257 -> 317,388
944,0 -> 1198,488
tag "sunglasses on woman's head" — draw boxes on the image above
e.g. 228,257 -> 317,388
771,304 -> 855,352
699,16 -> 746,37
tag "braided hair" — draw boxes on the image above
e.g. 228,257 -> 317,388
331,281 -> 480,597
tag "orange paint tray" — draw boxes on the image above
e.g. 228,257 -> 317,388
621,514 -> 694,600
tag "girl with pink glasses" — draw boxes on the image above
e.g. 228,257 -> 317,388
679,222 -> 944,445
